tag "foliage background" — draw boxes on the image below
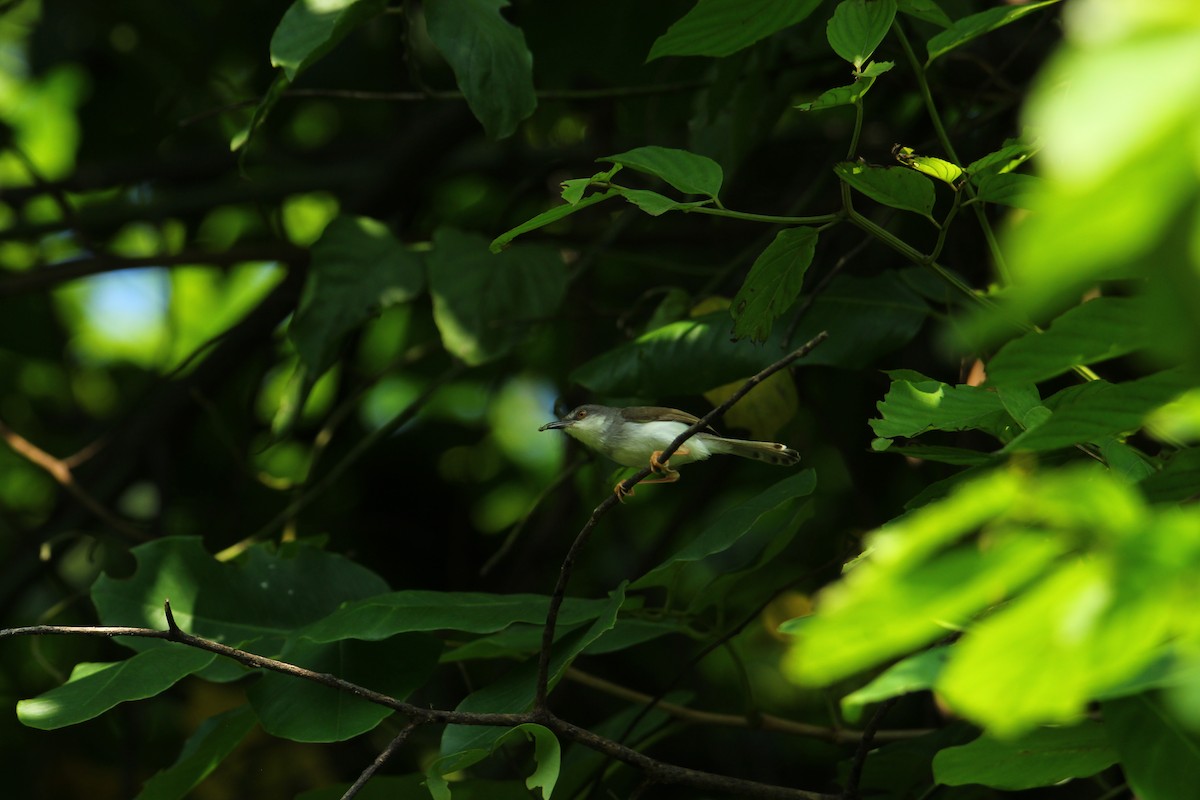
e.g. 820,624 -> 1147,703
1,0 -> 1199,798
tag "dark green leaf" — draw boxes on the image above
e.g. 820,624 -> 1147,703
827,0 -> 898,68
870,377 -> 1008,440
880,444 -> 994,465
795,62 -> 893,111
598,146 -> 723,199
230,73 -> 289,154
424,0 -> 536,139
18,648 -> 216,730
1140,447 -> 1200,504
926,0 -> 1063,64
731,227 -> 819,341
972,172 -> 1043,208
248,634 -> 440,742
290,215 -> 424,374
1105,694 -> 1200,800
573,271 -> 929,396
136,705 -> 257,800
428,228 -> 566,365
932,722 -> 1117,789
835,162 -> 936,220
841,646 -> 950,722
613,187 -> 711,216
897,0 -> 951,28
427,724 -> 559,800
270,0 -> 386,81
490,190 -> 618,252
648,0 -> 823,60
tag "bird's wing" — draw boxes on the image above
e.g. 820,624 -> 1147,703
620,406 -> 718,433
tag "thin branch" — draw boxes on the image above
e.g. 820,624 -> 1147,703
842,697 -> 897,800
341,721 -> 421,800
566,668 -> 929,744
0,419 -> 151,542
534,332 -> 830,711
479,457 -> 586,577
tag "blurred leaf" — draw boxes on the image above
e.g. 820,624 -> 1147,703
926,0 -> 1063,64
704,368 -> 799,440
633,469 -> 816,589
91,537 -> 389,657
490,190 -> 618,252
290,215 -> 424,374
599,146 -> 723,199
302,591 -> 613,643
841,646 -> 949,722
827,0 -> 897,68
795,61 -> 892,111
835,163 -> 935,221
987,297 -> 1149,386
424,0 -> 536,139
18,648 -> 216,730
270,0 -> 386,81
879,444 -> 994,465
648,0 -> 823,60
248,634 -> 440,742
731,227 -> 819,342
1104,693 -> 1200,800
897,0 -> 950,28
428,228 -> 565,365
870,376 -> 1008,440
932,722 -> 1116,789
573,271 -> 928,396
136,705 -> 257,800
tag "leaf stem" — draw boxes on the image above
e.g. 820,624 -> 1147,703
685,206 -> 841,226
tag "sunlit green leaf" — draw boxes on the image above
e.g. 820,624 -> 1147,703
926,0 -> 1063,64
932,722 -> 1117,789
648,0 -> 823,60
870,376 -> 1008,440
835,162 -> 936,220
731,227 -> 819,341
598,146 -> 724,199
827,0 -> 898,68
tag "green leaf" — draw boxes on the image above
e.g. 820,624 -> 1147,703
301,591 -> 614,643
932,722 -> 1117,790
1005,368 -> 1195,453
136,705 -> 257,800
841,646 -> 949,722
248,634 -> 440,742
987,298 -> 1150,387
1104,693 -> 1200,800
731,227 -> 819,341
270,0 -> 386,82
230,73 -> 288,154
870,377 -> 1008,440
18,648 -> 216,730
1140,447 -> 1200,504
648,0 -> 823,60
427,724 -> 560,800
965,140 -> 1037,180
490,190 -> 618,252
598,146 -> 723,199
428,228 -> 566,366
835,162 -> 935,220
897,0 -> 951,28
907,157 -> 961,186
91,537 -> 389,660
881,444 -> 994,465
972,172 -> 1043,208
827,0 -> 898,69
633,470 -> 816,589
424,0 -> 536,139
572,271 -> 929,396
612,187 -> 711,217
795,61 -> 893,111
926,0 -> 1063,64
290,215 -> 425,374
996,383 -> 1045,430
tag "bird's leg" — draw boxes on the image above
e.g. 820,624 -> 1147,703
649,447 -> 689,475
613,480 -> 635,502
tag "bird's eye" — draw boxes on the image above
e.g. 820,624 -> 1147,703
577,409 -> 588,418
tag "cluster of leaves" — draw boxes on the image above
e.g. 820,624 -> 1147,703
2,0 -> 1199,799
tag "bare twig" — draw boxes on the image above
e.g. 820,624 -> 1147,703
533,331 -> 830,710
341,721 -> 421,800
843,697 -> 898,800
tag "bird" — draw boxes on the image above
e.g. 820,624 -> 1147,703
538,404 -> 800,500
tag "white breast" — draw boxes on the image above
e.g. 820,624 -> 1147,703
607,421 -> 715,468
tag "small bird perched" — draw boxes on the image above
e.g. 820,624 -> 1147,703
538,404 -> 800,500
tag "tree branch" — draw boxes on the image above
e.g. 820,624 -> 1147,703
341,721 -> 421,800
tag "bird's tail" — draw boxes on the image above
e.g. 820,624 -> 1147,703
700,435 -> 800,466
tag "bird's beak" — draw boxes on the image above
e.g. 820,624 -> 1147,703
539,419 -> 570,431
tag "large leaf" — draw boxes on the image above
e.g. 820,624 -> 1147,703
835,162 -> 936,220
731,227 -> 819,342
248,634 -> 441,742
870,376 -> 1009,440
18,648 -> 217,730
1104,693 -> 1200,800
270,0 -> 387,81
932,722 -> 1117,790
290,214 -> 425,373
424,0 -> 536,139
987,297 -> 1149,386
648,0 -> 823,60
926,0 -> 1063,64
136,705 -> 257,800
428,228 -> 566,366
572,271 -> 929,396
633,469 -> 816,589
827,0 -> 898,69
91,537 -> 390,658
598,146 -> 723,199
